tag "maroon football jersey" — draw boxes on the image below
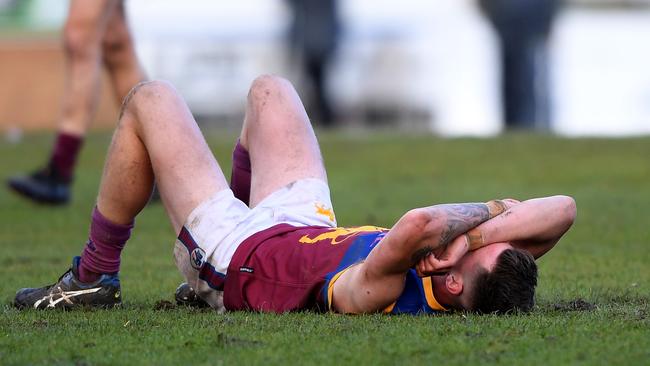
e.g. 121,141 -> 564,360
223,223 -> 388,313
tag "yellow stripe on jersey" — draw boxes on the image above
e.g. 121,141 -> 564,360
326,265 -> 358,312
383,302 -> 396,313
422,276 -> 448,312
299,226 -> 387,245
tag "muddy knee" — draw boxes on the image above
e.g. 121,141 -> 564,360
241,75 -> 309,146
119,80 -> 177,117
247,74 -> 293,103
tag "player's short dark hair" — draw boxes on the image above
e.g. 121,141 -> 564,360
470,248 -> 538,314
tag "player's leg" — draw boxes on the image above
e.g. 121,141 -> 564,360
239,75 -> 327,207
229,138 -> 251,205
14,81 -> 229,309
7,0 -> 119,204
175,75 -> 330,309
97,81 -> 228,230
101,1 -> 146,103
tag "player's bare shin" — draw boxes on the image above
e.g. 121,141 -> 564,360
96,108 -> 153,225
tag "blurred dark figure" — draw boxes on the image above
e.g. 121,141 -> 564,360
286,0 -> 340,127
479,0 -> 562,130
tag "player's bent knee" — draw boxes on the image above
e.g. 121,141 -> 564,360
247,74 -> 294,104
244,74 -> 303,137
119,80 -> 177,119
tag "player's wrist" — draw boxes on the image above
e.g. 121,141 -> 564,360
465,228 -> 485,251
486,199 -> 508,219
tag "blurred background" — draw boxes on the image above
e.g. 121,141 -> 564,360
1,0 -> 650,137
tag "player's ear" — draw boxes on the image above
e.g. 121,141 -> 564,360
445,272 -> 464,296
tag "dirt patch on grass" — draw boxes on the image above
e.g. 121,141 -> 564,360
552,298 -> 596,312
153,300 -> 177,311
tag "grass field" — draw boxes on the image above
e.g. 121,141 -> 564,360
1,131 -> 649,365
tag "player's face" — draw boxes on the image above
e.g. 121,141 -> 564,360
455,242 -> 512,274
452,242 -> 513,308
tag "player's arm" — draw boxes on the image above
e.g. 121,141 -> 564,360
417,195 -> 577,275
467,195 -> 576,258
332,201 -> 507,313
367,201 -> 509,274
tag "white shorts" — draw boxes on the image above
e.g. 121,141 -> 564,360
173,178 -> 336,310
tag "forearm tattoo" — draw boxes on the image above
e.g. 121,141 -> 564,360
409,203 -> 490,264
436,203 -> 490,247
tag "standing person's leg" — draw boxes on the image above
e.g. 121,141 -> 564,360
8,0 -> 120,204
239,75 -> 328,207
101,1 -> 146,103
14,81 -> 229,309
59,0 -> 118,137
305,54 -> 334,126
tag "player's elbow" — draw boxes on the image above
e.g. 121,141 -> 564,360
401,209 -> 431,231
555,195 -> 577,228
399,208 -> 444,243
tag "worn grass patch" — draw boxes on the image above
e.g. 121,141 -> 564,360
1,131 -> 649,365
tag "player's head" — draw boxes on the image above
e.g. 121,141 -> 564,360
444,243 -> 538,313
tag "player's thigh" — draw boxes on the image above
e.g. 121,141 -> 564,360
240,75 -> 327,207
126,81 -> 230,231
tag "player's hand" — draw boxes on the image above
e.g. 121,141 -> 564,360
415,234 -> 469,277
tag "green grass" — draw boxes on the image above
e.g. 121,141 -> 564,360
1,131 -> 649,365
